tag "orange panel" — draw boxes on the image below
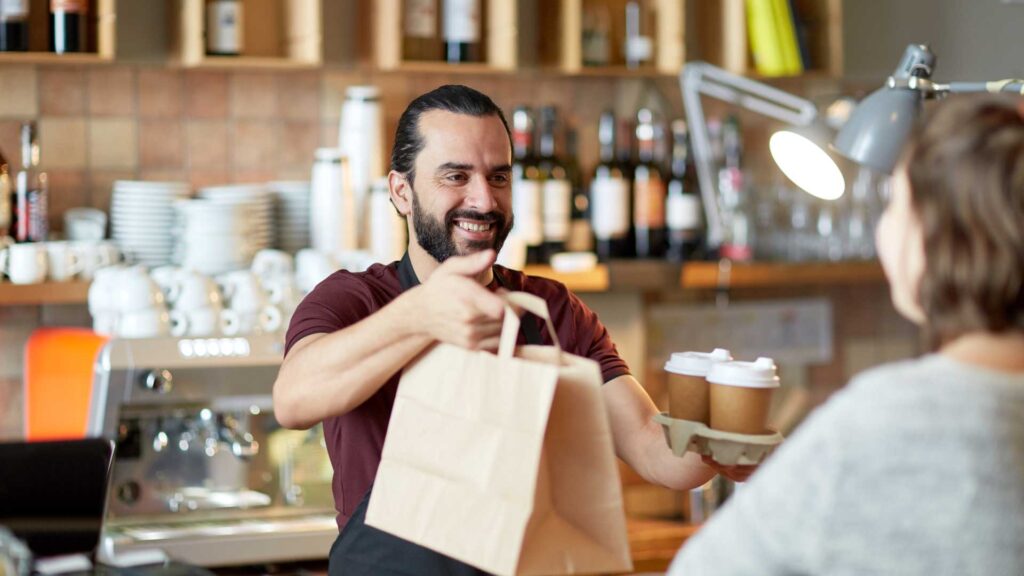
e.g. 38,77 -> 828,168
24,328 -> 109,441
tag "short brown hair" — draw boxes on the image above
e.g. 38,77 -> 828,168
902,95 -> 1024,348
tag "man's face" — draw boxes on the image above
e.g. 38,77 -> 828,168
406,110 -> 514,262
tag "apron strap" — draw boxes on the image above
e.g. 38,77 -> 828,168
397,252 -> 544,346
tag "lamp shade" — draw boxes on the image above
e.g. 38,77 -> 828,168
832,86 -> 922,174
769,126 -> 846,200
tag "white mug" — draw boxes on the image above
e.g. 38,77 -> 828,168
185,306 -> 225,336
88,265 -> 127,315
45,241 -> 83,282
220,305 -> 282,335
74,240 -> 120,280
0,243 -> 48,284
118,307 -> 172,339
295,248 -> 337,293
251,249 -> 294,282
117,266 -> 166,312
217,270 -> 268,312
174,271 -> 222,312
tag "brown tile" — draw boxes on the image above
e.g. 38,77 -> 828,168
45,169 -> 88,234
0,376 -> 23,441
0,66 -> 37,117
39,68 -> 87,116
39,117 -> 87,169
189,170 -> 230,190
231,170 -> 277,184
231,72 -> 278,118
231,120 -> 278,170
89,169 -> 137,211
279,121 -> 319,169
139,119 -> 184,169
139,169 -> 184,182
138,68 -> 183,118
185,120 -> 228,170
0,120 -> 24,167
88,118 -> 138,169
277,71 -> 320,120
275,167 -> 310,181
87,67 -> 136,117
184,71 -> 228,119
320,121 -> 338,148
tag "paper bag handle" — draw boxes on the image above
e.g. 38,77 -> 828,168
498,291 -> 561,359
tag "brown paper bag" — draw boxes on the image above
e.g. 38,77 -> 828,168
365,292 -> 633,576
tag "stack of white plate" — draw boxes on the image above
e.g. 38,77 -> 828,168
197,184 -> 276,250
173,198 -> 260,275
268,181 -> 311,253
110,181 -> 191,267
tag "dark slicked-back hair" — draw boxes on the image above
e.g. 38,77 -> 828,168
390,84 -> 511,186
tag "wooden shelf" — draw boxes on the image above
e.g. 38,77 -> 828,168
522,264 -> 610,293
680,260 -> 886,289
0,52 -> 113,65
171,55 -> 320,70
0,281 -> 90,307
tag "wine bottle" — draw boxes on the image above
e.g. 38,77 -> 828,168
443,0 -> 482,63
632,108 -> 667,258
14,122 -> 48,243
403,0 -> 439,61
590,111 -> 632,261
0,0 -> 29,52
537,106 -> 572,260
564,126 -> 593,253
511,107 -> 544,264
666,120 -> 703,261
50,0 -> 87,54
718,115 -> 753,261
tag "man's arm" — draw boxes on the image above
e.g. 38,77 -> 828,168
603,374 -> 716,490
273,251 -> 506,430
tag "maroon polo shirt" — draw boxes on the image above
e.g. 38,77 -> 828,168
284,261 -> 631,530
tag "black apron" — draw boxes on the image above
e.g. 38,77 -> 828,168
328,253 -> 542,576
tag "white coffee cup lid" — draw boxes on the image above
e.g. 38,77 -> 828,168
664,348 -> 733,377
706,357 -> 780,389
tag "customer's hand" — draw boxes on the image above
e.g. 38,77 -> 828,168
413,250 -> 506,351
702,455 -> 758,483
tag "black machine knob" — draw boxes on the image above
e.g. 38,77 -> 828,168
140,369 -> 173,394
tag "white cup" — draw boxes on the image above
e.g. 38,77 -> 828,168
251,249 -> 294,282
117,266 -> 166,312
88,265 -> 127,315
185,306 -> 224,336
174,270 -> 222,312
150,265 -> 183,303
295,248 -> 337,293
218,270 -> 268,312
220,305 -> 282,335
118,307 -> 172,339
92,311 -> 119,336
45,241 -> 83,282
264,277 -> 301,311
64,207 -> 107,241
0,243 -> 48,284
74,240 -> 120,280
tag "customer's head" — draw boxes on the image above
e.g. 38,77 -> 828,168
876,95 -> 1024,347
387,85 -> 514,263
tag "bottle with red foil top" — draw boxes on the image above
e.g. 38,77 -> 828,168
50,0 -> 87,53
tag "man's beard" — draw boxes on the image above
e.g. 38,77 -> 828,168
411,187 -> 513,263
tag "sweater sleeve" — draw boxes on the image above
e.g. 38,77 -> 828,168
667,393 -> 847,576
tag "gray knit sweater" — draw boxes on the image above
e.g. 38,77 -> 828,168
670,354 -> 1024,575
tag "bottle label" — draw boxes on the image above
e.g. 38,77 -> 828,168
511,178 -> 543,246
404,0 -> 436,39
50,0 -> 87,12
590,177 -> 630,239
206,1 -> 243,54
542,179 -> 571,242
443,0 -> 480,43
1,0 -> 28,19
633,175 -> 665,228
666,187 -> 701,231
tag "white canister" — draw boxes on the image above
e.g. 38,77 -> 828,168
339,85 -> 385,244
367,179 -> 407,264
310,147 -> 356,255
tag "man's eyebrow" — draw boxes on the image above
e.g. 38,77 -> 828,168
435,162 -> 474,172
490,164 -> 512,173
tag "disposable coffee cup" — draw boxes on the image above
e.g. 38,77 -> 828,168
707,357 -> 780,435
664,348 -> 733,424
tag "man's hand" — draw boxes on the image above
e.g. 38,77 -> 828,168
701,455 -> 758,483
413,250 -> 507,351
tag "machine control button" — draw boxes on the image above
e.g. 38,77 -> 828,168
140,369 -> 173,393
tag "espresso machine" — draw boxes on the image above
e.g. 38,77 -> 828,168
86,334 -> 338,567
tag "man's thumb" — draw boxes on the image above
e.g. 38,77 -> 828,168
440,249 -> 495,276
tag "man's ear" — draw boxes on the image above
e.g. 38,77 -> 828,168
389,170 -> 412,217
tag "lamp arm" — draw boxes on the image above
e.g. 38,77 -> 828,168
681,61 -> 818,249
943,80 -> 1024,95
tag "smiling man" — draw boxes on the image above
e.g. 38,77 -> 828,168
273,85 -> 730,576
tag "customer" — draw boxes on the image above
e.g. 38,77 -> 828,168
273,85 -> 749,576
670,95 -> 1024,575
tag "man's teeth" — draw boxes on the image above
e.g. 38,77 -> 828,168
457,222 -> 492,232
